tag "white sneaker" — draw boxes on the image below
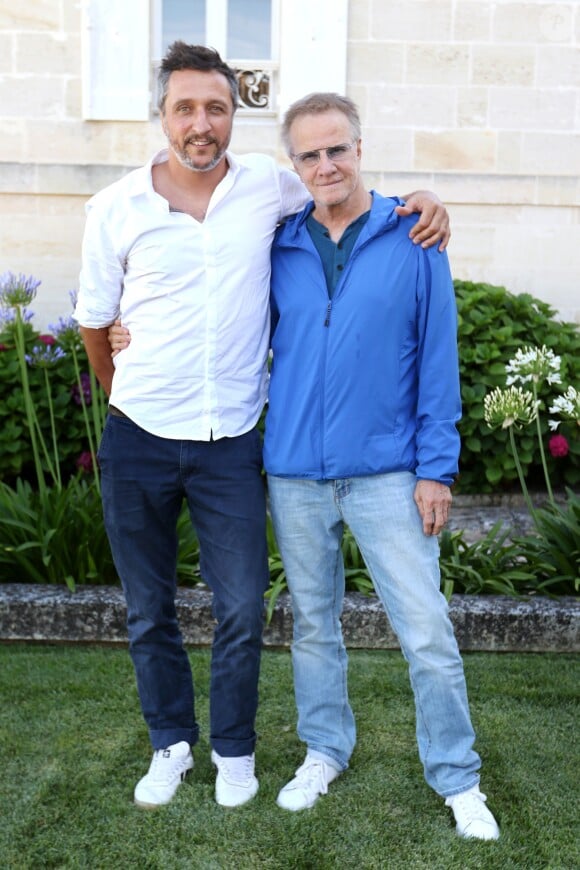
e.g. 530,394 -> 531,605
134,741 -> 193,809
276,754 -> 341,811
211,750 -> 259,807
445,786 -> 500,840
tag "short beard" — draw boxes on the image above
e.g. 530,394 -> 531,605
169,138 -> 227,173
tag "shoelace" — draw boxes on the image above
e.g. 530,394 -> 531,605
292,760 -> 330,795
148,748 -> 185,784
448,789 -> 488,820
219,755 -> 255,784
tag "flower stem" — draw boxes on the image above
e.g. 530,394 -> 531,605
508,426 -> 536,522
13,309 -> 47,496
532,384 -> 555,507
88,366 -> 104,445
43,367 -> 61,488
71,346 -> 101,494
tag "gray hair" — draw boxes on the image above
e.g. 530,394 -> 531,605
281,93 -> 362,154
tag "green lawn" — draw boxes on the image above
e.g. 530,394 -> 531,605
0,645 -> 578,870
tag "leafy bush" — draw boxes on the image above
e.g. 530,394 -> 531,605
512,489 -> 580,595
437,524 -> 537,598
455,280 -> 580,493
0,478 -> 117,588
0,478 -> 203,590
0,317 -> 104,485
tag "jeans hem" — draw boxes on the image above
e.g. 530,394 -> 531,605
210,738 -> 257,757
438,775 -> 481,800
307,745 -> 349,772
150,727 -> 198,751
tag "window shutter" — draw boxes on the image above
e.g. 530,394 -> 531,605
81,0 -> 150,121
278,0 -> 348,115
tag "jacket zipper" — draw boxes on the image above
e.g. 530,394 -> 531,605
324,301 -> 332,327
320,299 -> 331,477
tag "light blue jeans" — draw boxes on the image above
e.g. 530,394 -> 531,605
267,471 -> 481,798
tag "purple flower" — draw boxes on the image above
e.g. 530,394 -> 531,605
76,451 -> 95,473
0,307 -> 34,327
71,372 -> 92,406
0,271 -> 41,307
49,314 -> 80,349
25,344 -> 66,368
38,333 -> 56,346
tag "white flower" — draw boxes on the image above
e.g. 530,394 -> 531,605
484,386 -> 541,430
505,345 -> 562,387
549,385 -> 580,430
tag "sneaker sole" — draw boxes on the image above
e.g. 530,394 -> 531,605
134,797 -> 166,810
276,795 -> 319,811
456,826 -> 500,841
215,783 -> 259,808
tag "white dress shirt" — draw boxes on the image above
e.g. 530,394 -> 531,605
75,149 -> 307,440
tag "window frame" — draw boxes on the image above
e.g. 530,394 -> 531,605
151,0 -> 279,115
81,0 -> 347,123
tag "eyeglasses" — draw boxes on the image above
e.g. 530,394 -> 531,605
291,140 -> 357,168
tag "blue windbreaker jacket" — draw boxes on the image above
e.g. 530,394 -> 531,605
263,193 -> 462,485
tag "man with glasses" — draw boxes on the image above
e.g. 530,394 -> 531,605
77,42 -> 449,812
264,93 -> 500,841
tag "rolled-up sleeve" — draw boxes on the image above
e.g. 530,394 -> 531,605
74,198 -> 125,328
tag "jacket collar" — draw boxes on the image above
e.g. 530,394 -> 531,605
277,190 -> 403,245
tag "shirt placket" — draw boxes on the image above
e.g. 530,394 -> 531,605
201,221 -> 219,436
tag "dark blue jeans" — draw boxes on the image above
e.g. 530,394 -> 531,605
98,414 -> 269,755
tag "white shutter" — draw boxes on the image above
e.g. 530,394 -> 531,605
278,0 -> 348,116
81,0 -> 151,121
206,0 -> 228,55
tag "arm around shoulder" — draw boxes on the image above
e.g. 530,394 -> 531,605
396,190 -> 451,252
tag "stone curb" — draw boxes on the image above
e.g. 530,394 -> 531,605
0,584 -> 578,653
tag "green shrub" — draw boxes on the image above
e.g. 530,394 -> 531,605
455,280 -> 579,493
513,488 -> 580,595
0,478 -> 203,590
0,477 -> 116,587
0,317 -> 104,484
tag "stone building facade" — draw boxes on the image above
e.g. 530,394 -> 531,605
0,0 -> 578,328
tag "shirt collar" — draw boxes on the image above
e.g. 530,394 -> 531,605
125,148 -> 247,200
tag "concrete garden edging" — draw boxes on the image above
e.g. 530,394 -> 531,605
0,584 -> 577,653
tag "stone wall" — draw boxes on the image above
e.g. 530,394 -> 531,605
347,0 -> 580,322
0,1 -> 578,327
1,584 -> 578,652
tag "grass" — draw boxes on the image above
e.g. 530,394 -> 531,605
0,646 -> 578,870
